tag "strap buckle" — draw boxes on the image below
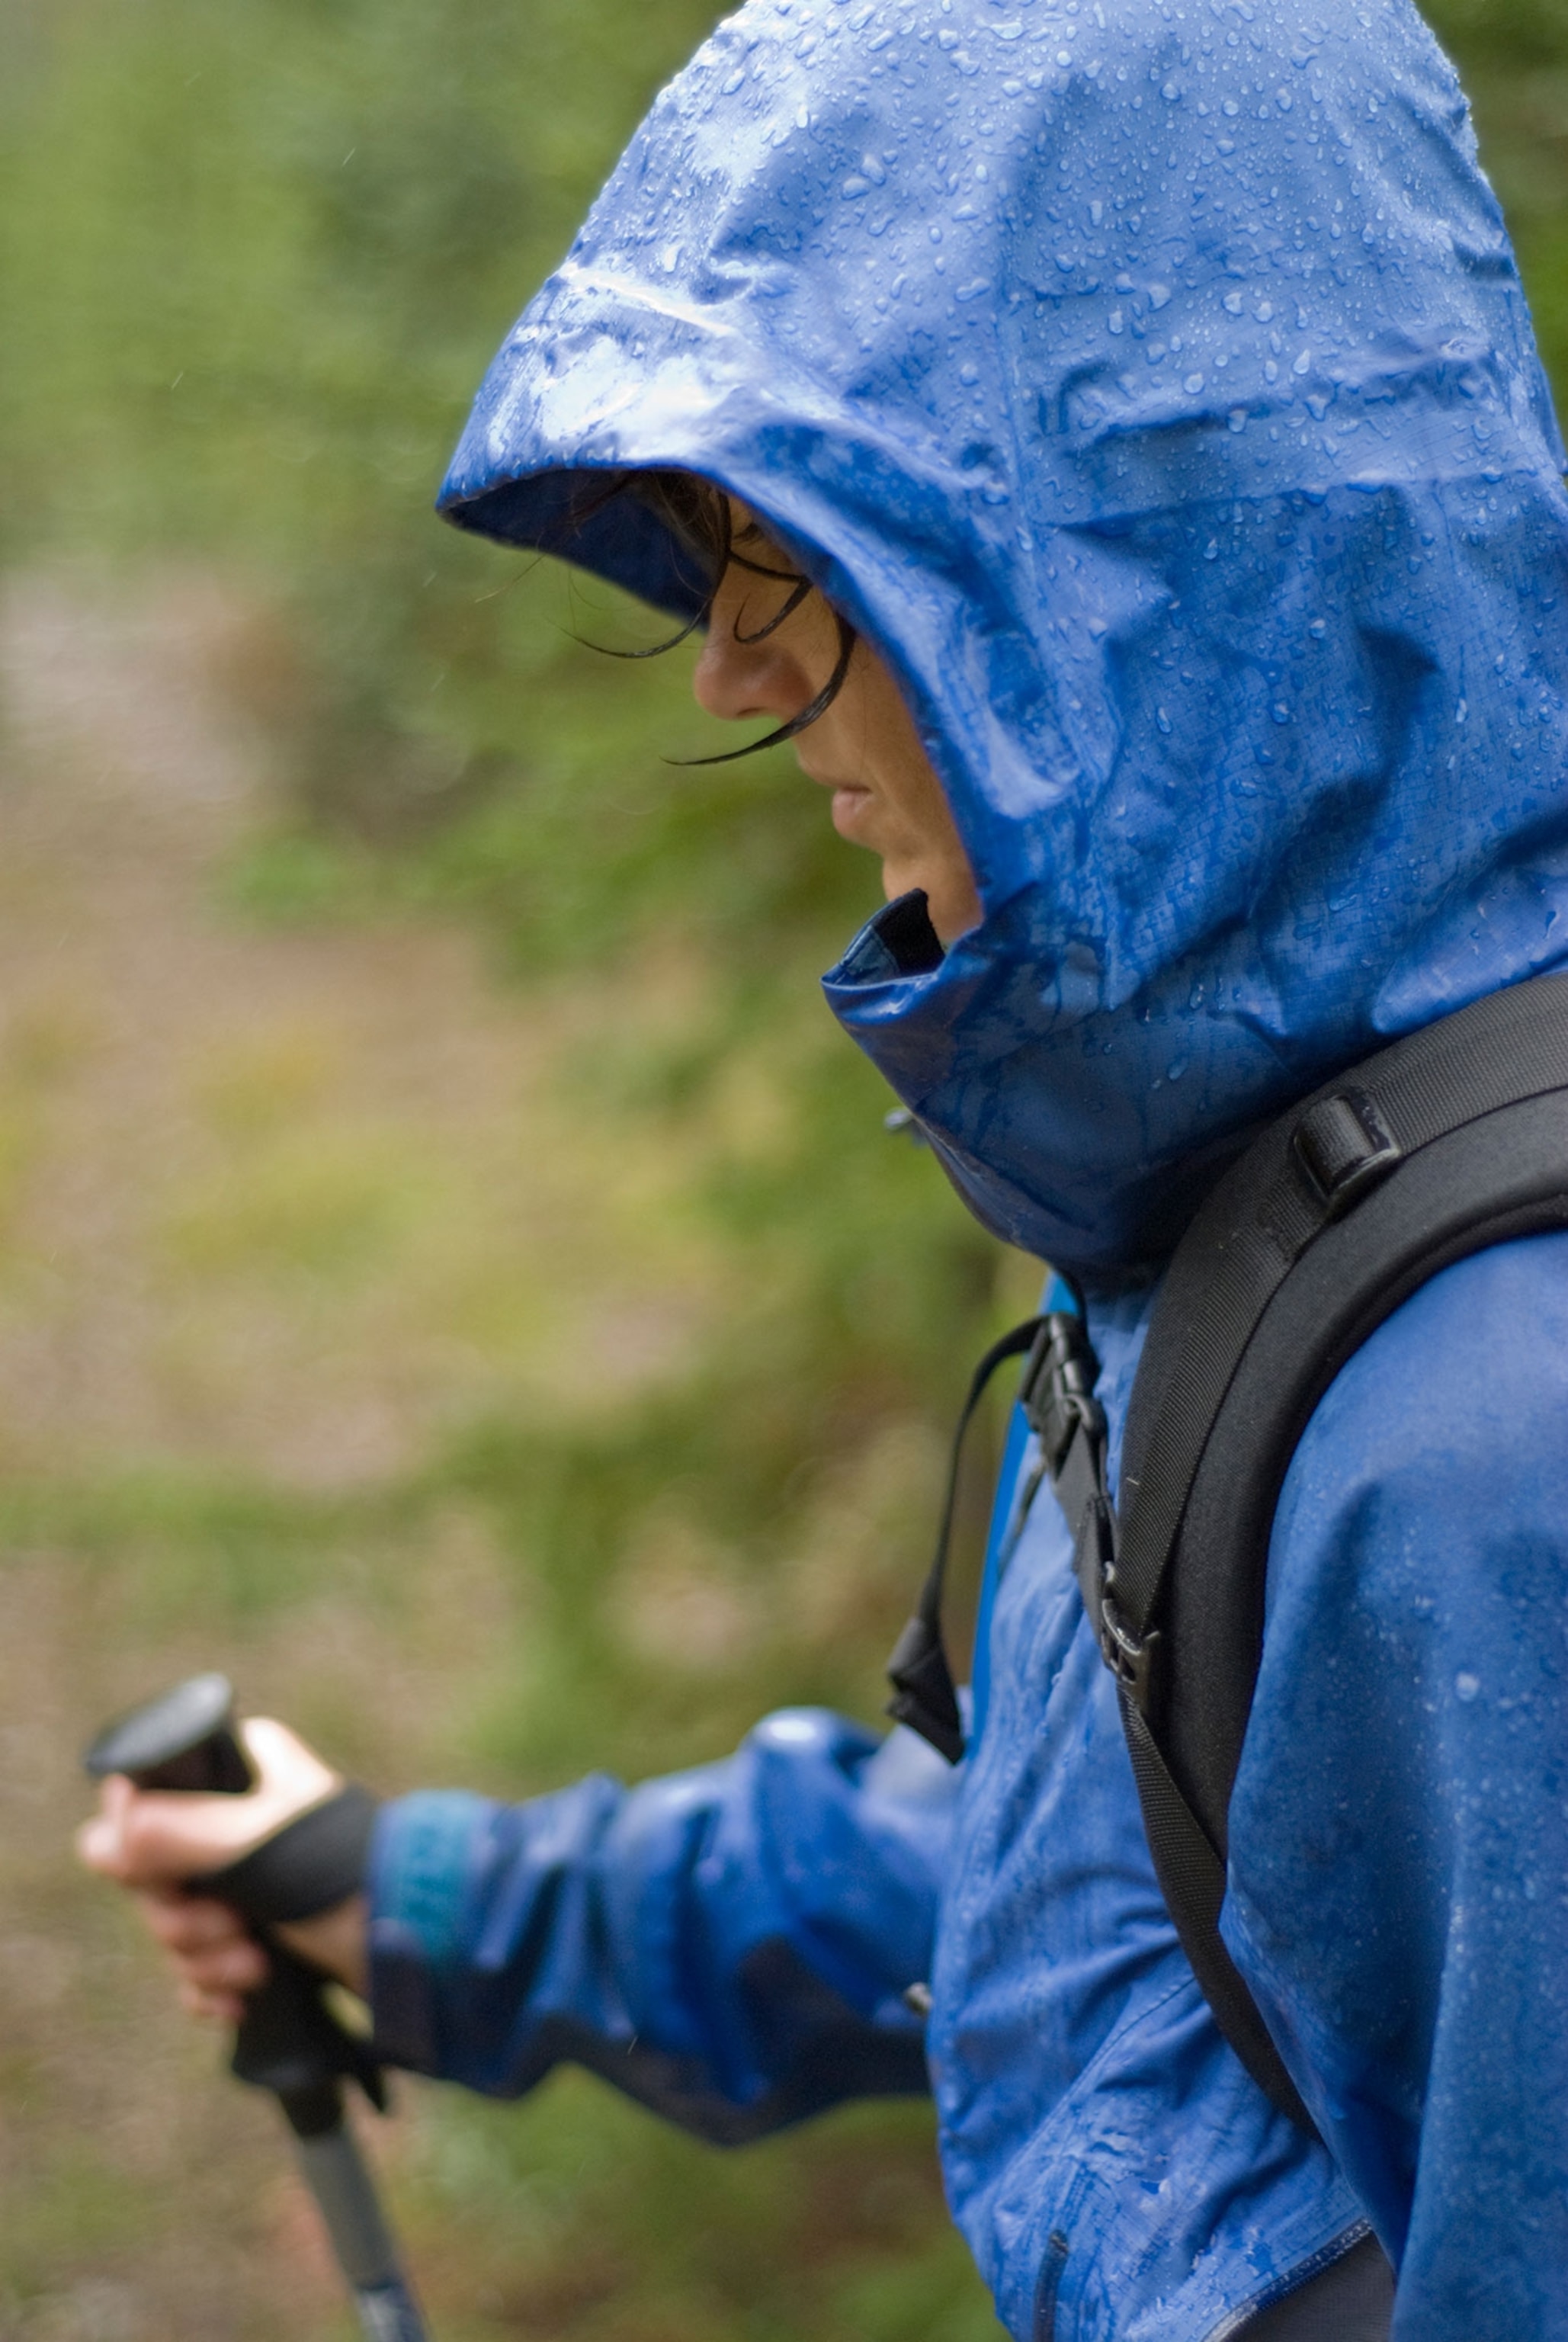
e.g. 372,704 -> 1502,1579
1072,1489 -> 1160,1715
1018,1314 -> 1107,1474
1097,1566 -> 1161,1712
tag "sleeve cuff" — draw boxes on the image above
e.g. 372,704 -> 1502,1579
367,1789 -> 493,2073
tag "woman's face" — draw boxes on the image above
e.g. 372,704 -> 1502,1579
691,504 -> 982,945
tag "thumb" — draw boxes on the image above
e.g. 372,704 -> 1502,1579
75,1717 -> 341,1893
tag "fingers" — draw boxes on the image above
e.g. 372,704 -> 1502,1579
178,1977 -> 249,2026
133,1890 -> 269,2024
137,1888 -> 265,1974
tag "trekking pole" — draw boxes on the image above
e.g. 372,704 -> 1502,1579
85,1673 -> 429,2342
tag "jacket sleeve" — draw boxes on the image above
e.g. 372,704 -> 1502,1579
366,1708 -> 954,2142
1221,1230 -> 1568,2339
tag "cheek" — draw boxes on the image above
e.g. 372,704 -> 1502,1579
874,736 -> 966,861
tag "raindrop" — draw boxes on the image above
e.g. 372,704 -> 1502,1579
1293,348 -> 1311,375
1162,79 -> 1180,101
1455,1671 -> 1480,1703
1227,409 -> 1248,434
1156,707 -> 1173,733
1185,372 -> 1205,393
1223,291 -> 1244,316
1147,282 -> 1171,310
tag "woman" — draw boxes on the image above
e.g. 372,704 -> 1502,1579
81,0 -> 1568,2332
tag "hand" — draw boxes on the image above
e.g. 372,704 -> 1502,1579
76,1716 -> 370,2021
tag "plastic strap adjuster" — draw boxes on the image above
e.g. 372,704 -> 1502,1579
1289,1087 -> 1402,1221
1018,1314 -> 1107,1475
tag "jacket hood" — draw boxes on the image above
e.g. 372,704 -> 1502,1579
440,0 -> 1568,1275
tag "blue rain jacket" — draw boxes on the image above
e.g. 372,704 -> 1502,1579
367,0 -> 1568,2332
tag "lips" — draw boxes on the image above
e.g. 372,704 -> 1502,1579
828,782 -> 874,841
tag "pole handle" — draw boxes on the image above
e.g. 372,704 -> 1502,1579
84,1671 -> 252,1795
84,1674 -> 385,2102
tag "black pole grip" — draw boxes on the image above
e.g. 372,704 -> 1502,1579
84,1672 -> 252,1795
83,1674 -> 384,2114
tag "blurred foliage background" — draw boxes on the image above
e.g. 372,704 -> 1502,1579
0,1 -> 1563,2335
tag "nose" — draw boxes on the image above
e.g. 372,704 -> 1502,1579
691,569 -> 813,723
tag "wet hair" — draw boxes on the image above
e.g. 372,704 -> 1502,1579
592,470 -> 858,765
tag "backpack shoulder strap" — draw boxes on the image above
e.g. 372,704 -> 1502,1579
1098,970 -> 1568,2125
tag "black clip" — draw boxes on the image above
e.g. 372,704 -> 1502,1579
1071,1493 -> 1159,1714
1097,1566 -> 1161,1715
1018,1314 -> 1106,1476
1289,1087 -> 1402,1221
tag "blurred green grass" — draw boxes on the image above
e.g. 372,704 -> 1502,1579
0,1 -> 1564,2335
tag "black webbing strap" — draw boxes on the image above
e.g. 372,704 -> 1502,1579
887,1317 -> 1044,1761
1026,1318 -> 1319,2130
1115,973 -> 1568,1654
886,1306 -> 1146,1737
1108,972 -> 1568,2128
888,972 -> 1568,2134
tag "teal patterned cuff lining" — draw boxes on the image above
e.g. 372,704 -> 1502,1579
371,1789 -> 492,1972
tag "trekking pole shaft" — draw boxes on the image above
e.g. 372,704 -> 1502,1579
284,2088 -> 428,2342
